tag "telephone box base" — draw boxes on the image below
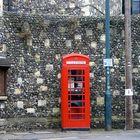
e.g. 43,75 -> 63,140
62,128 -> 90,131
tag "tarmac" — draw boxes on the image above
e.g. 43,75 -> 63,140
0,129 -> 140,140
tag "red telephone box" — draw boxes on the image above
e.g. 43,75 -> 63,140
61,53 -> 90,130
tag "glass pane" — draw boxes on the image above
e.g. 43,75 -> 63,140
68,69 -> 86,120
70,108 -> 85,113
71,101 -> 83,107
70,114 -> 85,119
68,69 -> 85,93
132,0 -> 140,14
71,95 -> 82,100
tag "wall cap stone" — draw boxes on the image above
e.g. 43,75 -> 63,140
26,108 -> 35,113
0,96 -> 7,100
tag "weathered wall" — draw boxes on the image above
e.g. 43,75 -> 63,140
0,13 -> 140,131
3,0 -> 122,16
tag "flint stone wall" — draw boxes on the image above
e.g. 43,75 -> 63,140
0,13 -> 140,131
3,0 -> 122,16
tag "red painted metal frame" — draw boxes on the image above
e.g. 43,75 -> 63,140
61,54 -> 90,129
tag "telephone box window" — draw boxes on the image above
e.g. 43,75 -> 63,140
68,69 -> 85,120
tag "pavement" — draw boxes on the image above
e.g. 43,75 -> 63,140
0,129 -> 140,140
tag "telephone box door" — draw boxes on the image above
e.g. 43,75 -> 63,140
61,54 -> 90,129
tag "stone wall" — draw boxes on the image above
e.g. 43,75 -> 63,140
3,0 -> 122,16
0,13 -> 140,131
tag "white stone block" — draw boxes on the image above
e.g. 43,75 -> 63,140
35,54 -> 40,62
17,101 -> 24,109
59,27 -> 66,33
81,6 -> 90,16
103,48 -> 105,54
89,62 -> 95,66
0,96 -> 7,100
19,57 -> 24,64
91,42 -> 97,48
0,0 -> 3,16
27,38 -> 32,46
66,40 -> 72,47
26,108 -> 35,113
75,34 -> 81,40
111,68 -> 115,72
97,23 -> 104,30
57,73 -> 61,79
2,44 -> 6,52
113,90 -> 120,96
0,119 -> 6,126
44,39 -> 50,48
84,0 -> 90,5
55,54 -> 61,60
17,78 -> 22,85
90,73 -> 94,78
96,97 -> 104,106
14,88 -> 21,95
53,108 -> 60,113
114,59 -> 120,65
0,103 -> 5,109
86,29 -> 92,36
133,104 -> 139,111
38,100 -> 46,107
60,8 -> 65,13
133,68 -> 139,73
37,78 -> 44,84
46,64 -> 53,71
69,2 -> 75,8
101,77 -> 105,82
40,86 -> 48,91
35,71 -> 41,77
50,0 -> 56,4
100,34 -> 105,42
121,77 -> 125,81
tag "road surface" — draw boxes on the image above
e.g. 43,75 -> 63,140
0,129 -> 140,140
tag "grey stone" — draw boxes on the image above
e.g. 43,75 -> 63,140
0,119 -> 6,126
17,101 -> 24,109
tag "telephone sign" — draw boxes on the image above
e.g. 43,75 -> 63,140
66,61 -> 86,65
